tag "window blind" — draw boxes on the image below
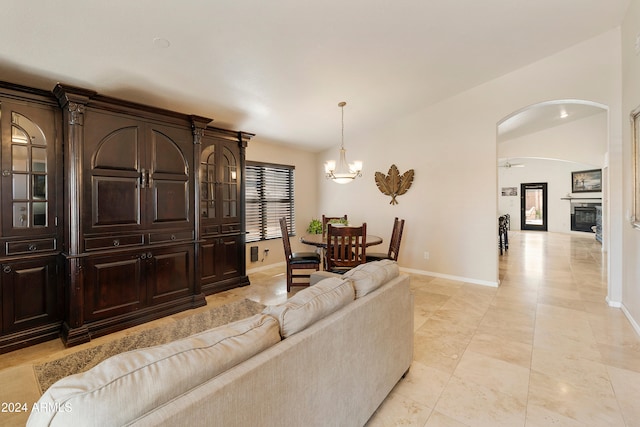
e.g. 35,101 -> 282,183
246,162 -> 295,242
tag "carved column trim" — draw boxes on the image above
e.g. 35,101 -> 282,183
53,84 -> 95,333
67,102 -> 86,125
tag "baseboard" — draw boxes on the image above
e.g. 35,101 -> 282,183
621,303 -> 640,337
399,267 -> 499,288
247,262 -> 500,287
606,296 -> 622,308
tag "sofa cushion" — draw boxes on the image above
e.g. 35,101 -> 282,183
309,270 -> 341,286
343,259 -> 400,298
263,276 -> 354,338
27,313 -> 280,427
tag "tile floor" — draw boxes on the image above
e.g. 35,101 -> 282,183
365,231 -> 640,427
1,230 -> 639,426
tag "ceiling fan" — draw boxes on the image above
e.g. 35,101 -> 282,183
499,160 -> 525,169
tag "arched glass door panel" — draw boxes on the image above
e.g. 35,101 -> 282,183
200,145 -> 216,219
11,112 -> 48,228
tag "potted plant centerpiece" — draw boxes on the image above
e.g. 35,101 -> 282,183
307,219 -> 323,234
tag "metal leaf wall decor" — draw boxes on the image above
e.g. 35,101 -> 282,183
374,164 -> 414,205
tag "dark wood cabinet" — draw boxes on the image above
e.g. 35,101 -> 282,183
53,84 -> 208,346
51,84 -> 252,347
0,81 -> 252,352
198,128 -> 251,294
0,83 -> 64,354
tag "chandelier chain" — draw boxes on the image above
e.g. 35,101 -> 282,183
341,102 -> 345,149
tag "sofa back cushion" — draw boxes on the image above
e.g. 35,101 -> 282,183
27,313 -> 280,427
263,276 -> 354,338
343,259 -> 400,298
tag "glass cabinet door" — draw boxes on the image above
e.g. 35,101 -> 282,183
200,145 -> 217,220
11,112 -> 48,228
199,141 -> 240,223
221,146 -> 238,219
1,102 -> 56,236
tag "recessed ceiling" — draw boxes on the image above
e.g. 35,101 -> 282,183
0,0 -> 630,151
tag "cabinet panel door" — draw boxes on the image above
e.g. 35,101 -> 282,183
152,180 -> 188,222
83,252 -> 144,321
93,176 -> 140,226
218,235 -> 242,279
2,256 -> 60,333
199,239 -> 219,284
147,124 -> 192,227
0,100 -> 58,237
199,236 -> 242,291
83,111 -> 142,233
147,245 -> 193,304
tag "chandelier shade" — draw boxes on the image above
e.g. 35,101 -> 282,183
325,102 -> 362,184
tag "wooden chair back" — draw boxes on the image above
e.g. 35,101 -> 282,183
279,217 -> 293,259
326,222 -> 367,272
280,216 -> 320,292
322,214 -> 348,237
387,217 -> 405,261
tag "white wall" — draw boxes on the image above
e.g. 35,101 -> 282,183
621,0 -> 640,334
498,158 -> 603,232
245,140 -> 318,271
319,29 -> 622,288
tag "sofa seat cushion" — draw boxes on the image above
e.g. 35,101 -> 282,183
263,276 -> 354,338
27,313 -> 280,427
344,259 -> 400,298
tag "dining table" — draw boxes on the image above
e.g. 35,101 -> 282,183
300,233 -> 383,248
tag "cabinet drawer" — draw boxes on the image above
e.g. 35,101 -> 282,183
85,234 -> 144,251
148,230 -> 193,244
221,224 -> 241,234
202,225 -> 220,235
6,238 -> 57,255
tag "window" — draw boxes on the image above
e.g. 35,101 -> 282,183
246,161 -> 295,242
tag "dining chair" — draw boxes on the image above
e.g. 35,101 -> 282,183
325,222 -> 367,274
279,217 -> 321,292
366,217 -> 405,262
498,215 -> 509,255
321,214 -> 348,237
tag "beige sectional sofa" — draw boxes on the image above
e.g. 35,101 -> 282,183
27,260 -> 413,427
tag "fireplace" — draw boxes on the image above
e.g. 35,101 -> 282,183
570,202 -> 600,232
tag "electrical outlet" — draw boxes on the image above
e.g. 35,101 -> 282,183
423,251 -> 429,260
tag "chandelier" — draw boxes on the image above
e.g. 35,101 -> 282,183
324,101 -> 363,184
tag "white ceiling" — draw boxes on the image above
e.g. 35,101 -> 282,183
497,101 -> 608,142
0,0 -> 630,151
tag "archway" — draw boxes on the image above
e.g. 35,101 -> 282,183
496,99 -> 609,290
